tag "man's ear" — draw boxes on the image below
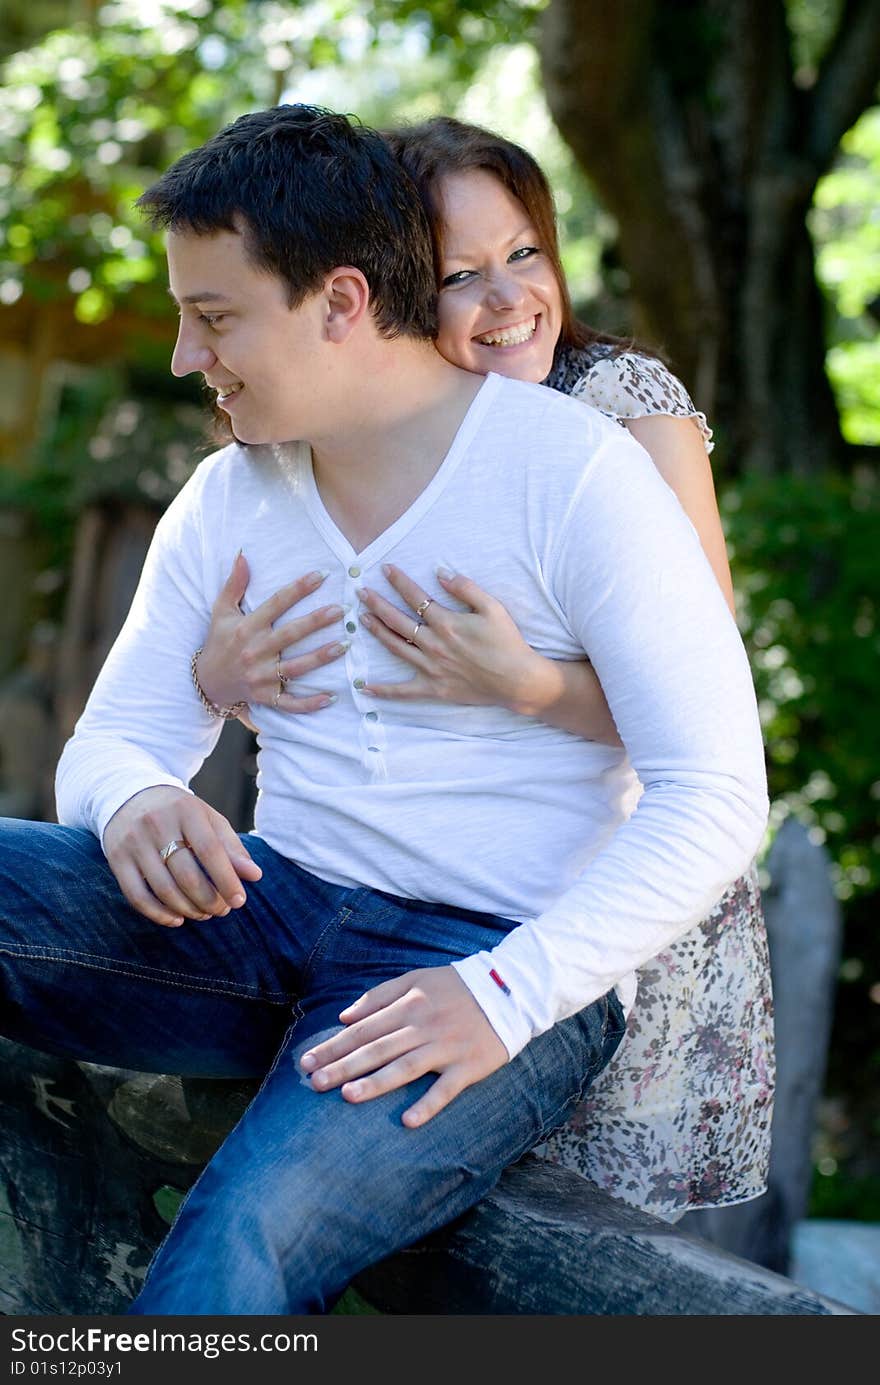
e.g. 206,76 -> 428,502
323,267 -> 370,343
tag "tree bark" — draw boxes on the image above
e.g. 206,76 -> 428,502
539,0 -> 880,477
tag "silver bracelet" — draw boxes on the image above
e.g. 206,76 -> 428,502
190,648 -> 247,719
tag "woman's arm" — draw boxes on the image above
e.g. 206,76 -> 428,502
625,413 -> 736,616
511,417 -> 734,738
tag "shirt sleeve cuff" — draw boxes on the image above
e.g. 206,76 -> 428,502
451,952 -> 535,1060
96,778 -> 193,852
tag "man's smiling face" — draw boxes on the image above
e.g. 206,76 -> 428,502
167,226 -> 327,446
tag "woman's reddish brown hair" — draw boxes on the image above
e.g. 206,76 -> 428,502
384,115 -> 628,364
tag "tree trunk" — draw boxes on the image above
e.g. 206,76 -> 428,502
539,0 -> 880,477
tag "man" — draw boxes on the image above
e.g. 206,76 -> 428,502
0,106 -> 768,1314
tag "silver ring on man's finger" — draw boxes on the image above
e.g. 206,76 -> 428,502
405,620 -> 423,646
160,838 -> 189,864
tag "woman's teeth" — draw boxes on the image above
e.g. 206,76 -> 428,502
477,318 -> 537,347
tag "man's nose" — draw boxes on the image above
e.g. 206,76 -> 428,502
171,322 -> 217,378
485,269 -> 526,312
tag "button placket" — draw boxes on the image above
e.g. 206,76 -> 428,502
337,558 -> 388,777
358,698 -> 388,775
340,562 -> 367,690
344,565 -> 372,704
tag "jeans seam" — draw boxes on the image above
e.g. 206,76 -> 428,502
300,906 -> 353,987
0,941 -> 294,1004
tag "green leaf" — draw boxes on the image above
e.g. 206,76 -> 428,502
152,1184 -> 186,1226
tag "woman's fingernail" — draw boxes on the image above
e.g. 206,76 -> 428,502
360,612 -> 374,628
318,694 -> 337,707
382,564 -> 394,578
436,565 -> 455,580
330,641 -> 350,655
300,1052 -> 316,1072
308,569 -> 330,583
230,893 -> 245,908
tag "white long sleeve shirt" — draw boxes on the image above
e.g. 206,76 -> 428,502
56,373 -> 769,1059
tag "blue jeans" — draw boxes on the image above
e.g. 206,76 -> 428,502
0,819 -> 625,1315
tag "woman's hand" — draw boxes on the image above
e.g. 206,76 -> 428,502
196,553 -> 347,717
358,564 -> 556,714
359,564 -> 622,745
103,785 -> 263,927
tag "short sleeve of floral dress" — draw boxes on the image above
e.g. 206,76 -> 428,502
532,345 -> 775,1222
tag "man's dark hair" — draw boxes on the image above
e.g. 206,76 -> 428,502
138,104 -> 437,340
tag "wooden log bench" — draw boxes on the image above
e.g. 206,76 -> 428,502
0,1037 -> 856,1316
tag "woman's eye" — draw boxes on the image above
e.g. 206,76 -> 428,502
509,246 -> 540,263
440,269 -> 475,288
199,312 -> 225,327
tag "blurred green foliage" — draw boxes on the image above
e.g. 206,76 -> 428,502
813,109 -> 880,445
724,468 -> 879,903
0,1 -> 541,330
723,465 -> 880,1216
0,1 -> 319,325
810,1168 -> 880,1222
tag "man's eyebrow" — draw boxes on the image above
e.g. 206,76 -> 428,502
167,289 -> 232,305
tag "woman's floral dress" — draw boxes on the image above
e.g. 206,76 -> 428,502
531,344 -> 775,1221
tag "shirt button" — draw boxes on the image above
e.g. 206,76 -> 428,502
348,564 -> 361,578
353,678 -> 366,690
345,621 -> 357,634
365,710 -> 379,722
367,746 -> 380,753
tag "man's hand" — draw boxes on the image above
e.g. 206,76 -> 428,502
298,966 -> 509,1126
103,785 -> 262,927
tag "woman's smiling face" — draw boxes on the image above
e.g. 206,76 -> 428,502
433,167 -> 564,384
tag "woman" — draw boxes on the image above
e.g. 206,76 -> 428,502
191,116 -> 773,1222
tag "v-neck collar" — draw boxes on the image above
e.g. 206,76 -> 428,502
297,373 -> 502,565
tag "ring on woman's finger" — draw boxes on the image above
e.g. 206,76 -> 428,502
414,597 -> 433,619
273,652 -> 286,708
160,838 -> 190,864
405,620 -> 423,647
